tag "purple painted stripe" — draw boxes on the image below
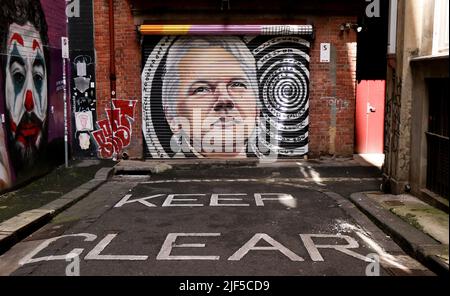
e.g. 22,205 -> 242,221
140,25 -> 313,35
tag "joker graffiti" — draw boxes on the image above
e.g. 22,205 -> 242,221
0,0 -> 49,186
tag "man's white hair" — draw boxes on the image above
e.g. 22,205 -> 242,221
162,36 -> 259,120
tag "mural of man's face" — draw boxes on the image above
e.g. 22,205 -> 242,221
174,47 -> 258,158
4,22 -> 47,165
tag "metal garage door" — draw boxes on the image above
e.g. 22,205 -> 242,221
141,25 -> 313,160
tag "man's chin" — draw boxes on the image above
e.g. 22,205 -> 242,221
13,133 -> 43,169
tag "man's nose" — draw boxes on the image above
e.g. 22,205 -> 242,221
213,84 -> 235,112
24,90 -> 34,112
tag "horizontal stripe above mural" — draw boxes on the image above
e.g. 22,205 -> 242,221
140,25 -> 314,36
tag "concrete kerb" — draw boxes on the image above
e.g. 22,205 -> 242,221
349,192 -> 449,275
0,167 -> 115,255
112,158 -> 373,175
322,191 -> 404,255
113,160 -> 258,175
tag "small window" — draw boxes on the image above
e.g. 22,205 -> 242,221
433,0 -> 449,54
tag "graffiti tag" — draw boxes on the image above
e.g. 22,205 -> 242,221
92,99 -> 137,159
321,96 -> 350,112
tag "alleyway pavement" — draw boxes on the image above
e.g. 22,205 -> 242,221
0,156 -> 447,276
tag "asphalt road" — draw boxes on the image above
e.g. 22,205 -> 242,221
0,165 -> 434,276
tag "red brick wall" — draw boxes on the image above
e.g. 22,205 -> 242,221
93,1 -> 357,159
309,16 -> 357,157
94,0 -> 143,159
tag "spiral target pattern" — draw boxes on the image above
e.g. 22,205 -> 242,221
255,37 -> 310,156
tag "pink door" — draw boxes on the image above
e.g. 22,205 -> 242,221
355,80 -> 385,153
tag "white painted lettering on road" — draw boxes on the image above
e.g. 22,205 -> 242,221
18,232 -> 378,266
19,233 -> 97,265
162,194 -> 205,207
84,234 -> 148,261
210,194 -> 250,207
228,233 -> 304,261
254,193 -> 295,207
300,234 -> 372,262
114,194 -> 164,208
113,193 -> 297,208
156,233 -> 221,260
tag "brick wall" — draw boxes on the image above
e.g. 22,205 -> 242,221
94,0 -> 143,159
93,0 -> 357,159
309,16 -> 357,157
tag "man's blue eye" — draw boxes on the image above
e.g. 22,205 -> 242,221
229,82 -> 247,89
193,86 -> 210,94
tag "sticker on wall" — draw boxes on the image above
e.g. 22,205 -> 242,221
70,50 -> 97,158
74,77 -> 91,93
79,132 -> 91,150
141,34 -> 310,160
72,54 -> 96,111
320,43 -> 331,63
75,111 -> 94,131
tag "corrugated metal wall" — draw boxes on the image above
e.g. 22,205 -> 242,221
142,34 -> 311,159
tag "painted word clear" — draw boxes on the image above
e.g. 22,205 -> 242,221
19,232 -> 375,266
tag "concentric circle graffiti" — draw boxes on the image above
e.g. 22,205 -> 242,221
142,35 -> 310,159
249,36 -> 310,156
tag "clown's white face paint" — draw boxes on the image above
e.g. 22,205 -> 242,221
5,22 -> 47,153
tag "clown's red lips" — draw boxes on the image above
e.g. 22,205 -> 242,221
12,114 -> 43,147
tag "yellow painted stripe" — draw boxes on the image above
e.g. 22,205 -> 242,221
140,25 -> 191,35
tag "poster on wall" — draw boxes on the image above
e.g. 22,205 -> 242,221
0,0 -> 66,191
142,34 -> 311,160
70,51 -> 97,156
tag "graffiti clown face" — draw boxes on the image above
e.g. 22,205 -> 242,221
4,22 -> 48,167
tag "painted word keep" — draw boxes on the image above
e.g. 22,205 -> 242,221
92,99 -> 137,159
113,193 -> 296,208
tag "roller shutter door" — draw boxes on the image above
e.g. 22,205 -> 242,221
141,25 -> 313,160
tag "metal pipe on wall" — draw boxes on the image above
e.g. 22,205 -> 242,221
108,0 -> 117,160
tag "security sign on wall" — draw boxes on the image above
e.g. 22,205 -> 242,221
142,28 -> 311,160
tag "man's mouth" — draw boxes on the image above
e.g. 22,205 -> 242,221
210,116 -> 243,128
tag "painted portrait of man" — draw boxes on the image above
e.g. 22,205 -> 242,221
161,36 -> 260,158
0,0 -> 49,186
